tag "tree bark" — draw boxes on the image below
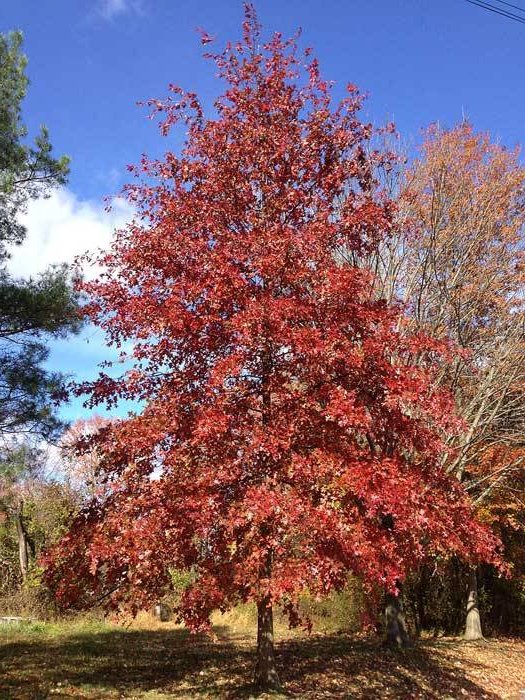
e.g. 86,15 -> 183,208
385,591 -> 411,647
415,567 -> 428,635
254,597 -> 281,691
14,501 -> 29,582
464,567 -> 484,640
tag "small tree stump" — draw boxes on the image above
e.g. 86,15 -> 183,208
154,603 -> 171,622
0,616 -> 36,624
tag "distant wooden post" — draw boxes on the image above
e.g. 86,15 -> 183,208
154,603 -> 170,622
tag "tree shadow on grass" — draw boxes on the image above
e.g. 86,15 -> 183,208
274,634 -> 501,699
0,626 -> 502,699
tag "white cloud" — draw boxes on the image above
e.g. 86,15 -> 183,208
97,0 -> 144,21
7,188 -> 133,280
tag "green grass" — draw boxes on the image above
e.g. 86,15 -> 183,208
0,618 -> 104,636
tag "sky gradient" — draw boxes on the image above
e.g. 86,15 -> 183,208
2,0 -> 525,422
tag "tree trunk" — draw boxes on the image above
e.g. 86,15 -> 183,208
254,347 -> 281,691
14,501 -> 29,582
254,597 -> 281,691
415,573 -> 426,636
464,567 -> 483,640
385,591 -> 411,647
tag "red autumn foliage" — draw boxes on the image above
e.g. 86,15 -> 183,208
43,7 -> 498,630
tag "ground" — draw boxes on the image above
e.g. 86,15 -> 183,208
1,617 -> 524,699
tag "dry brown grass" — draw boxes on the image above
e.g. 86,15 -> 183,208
1,616 -> 524,699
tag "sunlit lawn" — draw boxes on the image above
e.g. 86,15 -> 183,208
1,616 -> 524,699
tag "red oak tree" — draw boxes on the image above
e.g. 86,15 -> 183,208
44,7 -> 498,690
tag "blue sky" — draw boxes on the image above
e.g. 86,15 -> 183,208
2,0 -> 525,423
